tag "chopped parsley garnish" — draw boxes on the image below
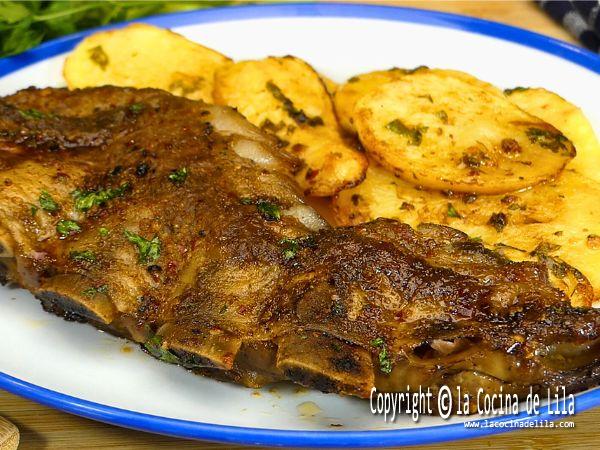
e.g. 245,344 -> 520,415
280,236 -> 316,259
82,285 -> 108,297
266,81 -> 324,127
124,230 -> 160,263
29,204 -> 38,216
88,45 -> 109,70
19,108 -> 45,120
72,182 -> 130,212
129,102 -> 144,114
56,220 -> 81,237
281,238 -> 300,260
39,190 -> 59,212
386,119 -> 427,146
98,227 -> 110,237
447,203 -> 462,218
257,200 -> 281,221
168,167 -> 188,184
526,127 -> 570,153
371,338 -> 393,374
143,334 -> 180,364
239,197 -> 254,205
69,250 -> 96,263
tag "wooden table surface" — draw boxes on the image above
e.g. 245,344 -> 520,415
1,1 -> 595,449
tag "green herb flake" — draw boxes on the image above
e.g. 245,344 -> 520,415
280,238 -> 300,260
239,197 -> 254,205
88,45 -> 109,70
69,249 -> 96,263
371,338 -> 393,374
526,127 -> 570,153
129,102 -> 144,114
266,81 -> 324,127
56,219 -> 81,237
435,110 -> 448,124
447,203 -> 462,219
504,86 -> 529,95
29,204 -> 38,216
82,284 -> 108,297
168,167 -> 188,184
39,190 -> 59,212
143,334 -> 180,364
386,119 -> 427,146
98,227 -> 110,237
19,108 -> 45,120
124,230 -> 160,264
72,182 -> 130,212
257,200 -> 281,221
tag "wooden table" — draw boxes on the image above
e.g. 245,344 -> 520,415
1,2 -> 594,449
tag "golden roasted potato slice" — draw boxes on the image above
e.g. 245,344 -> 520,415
334,67 -> 410,134
63,23 -> 231,102
354,70 -> 575,194
213,56 -> 367,196
506,87 -> 600,182
333,163 -> 599,306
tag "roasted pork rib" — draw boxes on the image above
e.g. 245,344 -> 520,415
1,87 -> 599,404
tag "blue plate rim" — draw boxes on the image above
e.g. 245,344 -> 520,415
1,2 -> 599,447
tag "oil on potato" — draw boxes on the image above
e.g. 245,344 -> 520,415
334,87 -> 600,306
354,69 -> 575,195
213,56 -> 367,196
63,23 -> 231,103
333,67 -> 409,134
506,87 -> 600,182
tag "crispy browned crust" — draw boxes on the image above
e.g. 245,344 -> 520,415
1,87 -> 599,405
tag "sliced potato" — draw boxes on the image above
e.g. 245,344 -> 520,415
334,163 -> 599,306
213,56 -> 367,196
334,67 -> 409,134
64,23 -> 231,102
354,70 -> 575,194
506,87 -> 600,182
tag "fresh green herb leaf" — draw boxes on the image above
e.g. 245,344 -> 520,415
56,219 -> 81,237
98,227 -> 109,237
447,203 -> 462,219
39,190 -> 59,212
72,182 -> 130,211
29,204 -> 38,216
168,167 -> 188,184
239,197 -> 253,205
143,334 -> 180,364
19,108 -> 45,120
0,1 -> 236,59
69,249 -> 96,263
88,44 -> 108,69
386,119 -> 427,146
257,200 -> 281,221
124,230 -> 160,263
266,81 -> 324,127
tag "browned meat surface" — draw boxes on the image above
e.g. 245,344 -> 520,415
1,86 -> 599,405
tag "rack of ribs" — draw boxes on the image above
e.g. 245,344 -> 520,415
0,86 -> 599,406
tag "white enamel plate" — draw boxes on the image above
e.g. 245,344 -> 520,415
0,3 -> 599,447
